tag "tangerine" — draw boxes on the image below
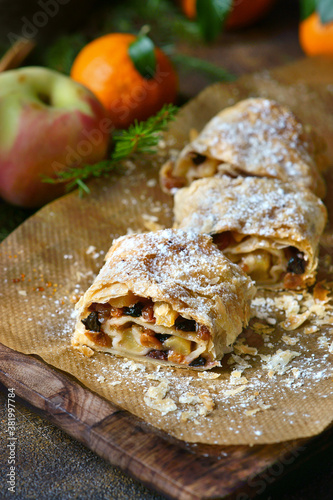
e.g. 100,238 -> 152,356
71,33 -> 177,129
299,12 -> 333,56
181,0 -> 275,29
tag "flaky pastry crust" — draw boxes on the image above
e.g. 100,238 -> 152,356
174,177 -> 327,289
160,98 -> 326,197
72,229 -> 255,368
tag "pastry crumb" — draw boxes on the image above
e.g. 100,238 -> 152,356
234,344 -> 258,356
245,401 -> 271,416
197,372 -> 220,380
260,349 -> 300,376
179,391 -> 215,421
280,311 -> 311,331
180,410 -> 200,423
304,325 -> 319,334
145,374 -> 163,381
144,380 -> 177,415
245,408 -> 261,416
282,335 -> 299,346
122,360 -> 146,372
224,385 -> 247,397
179,392 -> 201,404
199,393 -> 215,412
141,214 -> 165,232
76,345 -> 94,357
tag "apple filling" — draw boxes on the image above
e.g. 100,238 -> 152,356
81,298 -> 213,368
212,232 -> 307,288
183,153 -> 220,185
161,153 -> 222,192
161,150 -> 256,193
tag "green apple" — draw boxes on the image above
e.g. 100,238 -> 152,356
0,67 -> 111,207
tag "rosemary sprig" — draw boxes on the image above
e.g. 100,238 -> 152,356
43,103 -> 178,196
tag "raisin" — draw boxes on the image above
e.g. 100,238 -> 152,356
147,350 -> 168,361
196,324 -> 211,341
191,153 -> 206,165
123,302 -> 144,317
212,231 -> 232,251
168,352 -> 186,364
175,316 -> 196,331
110,306 -> 123,318
155,334 -> 172,343
89,302 -> 111,313
85,331 -> 111,348
81,311 -> 101,332
89,302 -> 113,323
287,254 -> 306,274
141,330 -> 162,349
142,303 -> 155,323
189,356 -> 206,367
283,273 -> 304,290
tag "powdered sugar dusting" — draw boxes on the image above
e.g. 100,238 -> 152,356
175,176 -> 326,245
91,229 -> 255,334
186,98 -> 321,188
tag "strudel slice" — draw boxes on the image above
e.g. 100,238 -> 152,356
72,229 -> 255,369
174,177 -> 327,289
160,98 -> 326,197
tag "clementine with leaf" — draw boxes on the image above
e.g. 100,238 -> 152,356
181,0 -> 275,35
71,33 -> 177,129
299,12 -> 333,55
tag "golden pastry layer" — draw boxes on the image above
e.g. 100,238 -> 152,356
160,98 -> 326,197
174,176 -> 327,289
72,229 -> 255,369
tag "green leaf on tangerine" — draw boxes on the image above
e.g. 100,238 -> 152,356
300,0 -> 316,20
128,35 -> 157,79
196,0 -> 232,42
317,0 -> 333,23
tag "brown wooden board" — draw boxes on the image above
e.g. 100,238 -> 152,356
1,56 -> 333,499
1,343 -> 332,500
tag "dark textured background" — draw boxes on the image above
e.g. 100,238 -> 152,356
1,391 -> 333,499
1,0 -> 333,498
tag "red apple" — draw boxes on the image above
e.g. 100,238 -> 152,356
0,66 -> 111,208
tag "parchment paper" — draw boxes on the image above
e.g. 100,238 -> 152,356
1,58 -> 333,445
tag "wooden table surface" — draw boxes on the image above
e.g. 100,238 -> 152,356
1,0 -> 333,498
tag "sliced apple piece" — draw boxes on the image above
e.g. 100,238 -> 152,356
164,336 -> 192,355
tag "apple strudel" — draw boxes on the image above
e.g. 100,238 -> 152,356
72,229 -> 255,369
174,176 -> 327,289
160,98 -> 326,197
